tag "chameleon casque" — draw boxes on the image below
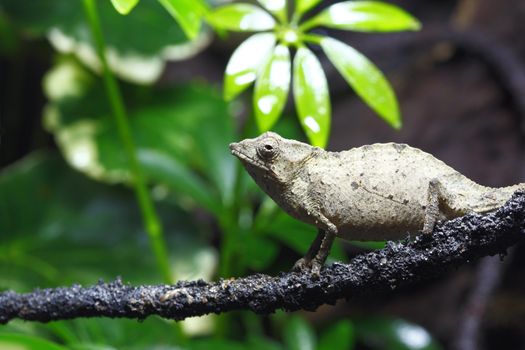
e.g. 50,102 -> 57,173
230,132 -> 524,275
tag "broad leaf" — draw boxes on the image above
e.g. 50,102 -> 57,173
263,211 -> 347,262
257,0 -> 287,22
283,316 -> 316,350
0,152 -> 209,287
71,345 -> 118,350
247,336 -> 284,350
43,59 -> 233,214
110,0 -> 140,15
242,235 -> 279,270
224,33 -> 276,101
0,333 -> 67,350
295,0 -> 322,17
321,37 -> 401,129
355,318 -> 442,350
254,44 -> 291,131
189,339 -> 247,350
302,1 -> 421,32
209,4 -> 276,31
1,0 -> 206,83
318,320 -> 355,350
293,46 -> 330,148
158,0 -> 205,40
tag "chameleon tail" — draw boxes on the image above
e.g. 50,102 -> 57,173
473,183 -> 524,213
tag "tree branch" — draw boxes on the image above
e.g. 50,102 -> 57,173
1,192 -> 524,325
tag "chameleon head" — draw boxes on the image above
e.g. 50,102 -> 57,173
229,131 -> 317,189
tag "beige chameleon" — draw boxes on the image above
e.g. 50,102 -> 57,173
230,132 -> 523,275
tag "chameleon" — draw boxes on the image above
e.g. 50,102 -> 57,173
229,131 -> 524,275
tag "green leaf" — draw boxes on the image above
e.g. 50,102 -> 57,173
70,345 -> 118,350
321,37 -> 401,129
1,0 -> 205,83
0,333 -> 67,350
224,33 -> 276,101
293,46 -> 330,148
138,150 -> 220,215
318,320 -> 355,350
110,0 -> 140,15
283,316 -> 316,350
0,12 -> 20,54
257,0 -> 287,23
209,4 -> 276,31
350,240 -> 386,250
0,152 -> 208,287
158,0 -> 204,40
242,236 -> 279,270
189,339 -> 247,350
295,0 -> 322,17
302,1 -> 421,32
355,318 -> 442,350
254,44 -> 291,131
43,59 -> 231,215
247,336 -> 284,350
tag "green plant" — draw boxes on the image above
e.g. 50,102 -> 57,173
209,0 -> 421,147
110,0 -> 209,40
0,0 -> 444,349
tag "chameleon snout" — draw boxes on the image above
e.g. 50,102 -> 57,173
229,142 -> 240,154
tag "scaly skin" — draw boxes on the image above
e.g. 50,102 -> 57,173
230,132 -> 523,274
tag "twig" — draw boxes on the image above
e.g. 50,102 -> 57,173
1,192 -> 524,325
454,252 -> 511,350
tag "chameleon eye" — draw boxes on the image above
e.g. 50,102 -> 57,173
257,140 -> 279,160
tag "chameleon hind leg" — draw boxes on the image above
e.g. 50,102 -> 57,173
310,230 -> 336,276
422,178 -> 464,234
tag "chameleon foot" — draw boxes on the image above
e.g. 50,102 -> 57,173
292,258 -> 323,278
292,257 -> 311,272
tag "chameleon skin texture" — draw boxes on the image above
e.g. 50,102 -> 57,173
230,132 -> 524,241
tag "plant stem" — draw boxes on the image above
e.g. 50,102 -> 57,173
81,0 -> 172,285
218,214 -> 237,278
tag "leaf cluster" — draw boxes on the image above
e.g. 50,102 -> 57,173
210,0 -> 420,146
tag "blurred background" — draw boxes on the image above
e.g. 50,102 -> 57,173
1,0 -> 524,349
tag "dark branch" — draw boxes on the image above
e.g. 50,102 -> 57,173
454,254 -> 509,350
1,192 -> 524,325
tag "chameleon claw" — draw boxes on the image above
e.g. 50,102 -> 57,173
310,262 -> 322,278
292,258 -> 323,279
292,257 -> 311,272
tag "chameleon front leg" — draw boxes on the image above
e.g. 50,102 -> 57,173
293,229 -> 325,271
293,211 -> 338,276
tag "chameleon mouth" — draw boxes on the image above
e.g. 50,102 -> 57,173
229,142 -> 270,172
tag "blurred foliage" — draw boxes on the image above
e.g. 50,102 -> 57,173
108,0 -> 208,39
355,317 -> 443,350
0,0 -> 442,349
0,0 -> 210,83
